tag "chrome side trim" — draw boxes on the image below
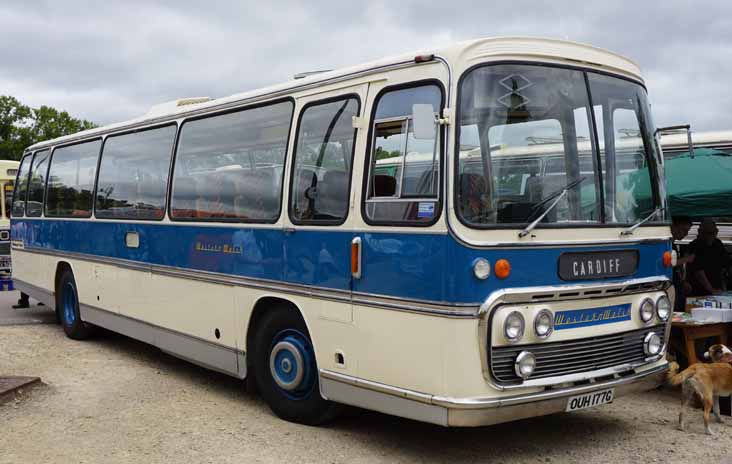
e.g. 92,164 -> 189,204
320,375 -> 448,426
320,362 -> 667,410
79,304 -> 246,379
352,292 -> 478,316
14,246 -> 480,318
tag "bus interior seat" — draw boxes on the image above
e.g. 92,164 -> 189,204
373,174 -> 396,197
211,176 -> 237,218
254,168 -> 277,215
458,173 -> 487,222
137,176 -> 165,218
172,176 -> 199,218
318,170 -> 348,218
236,168 -> 277,219
294,168 -> 318,219
496,202 -> 535,224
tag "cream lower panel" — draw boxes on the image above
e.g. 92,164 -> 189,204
351,304 -> 451,396
66,259 -> 98,308
13,250 -> 99,308
440,317 -> 514,398
12,249 -> 52,291
147,272 -> 238,350
490,291 -> 668,346
92,262 -> 120,312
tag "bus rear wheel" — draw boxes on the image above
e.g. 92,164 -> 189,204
252,305 -> 338,425
58,269 -> 95,340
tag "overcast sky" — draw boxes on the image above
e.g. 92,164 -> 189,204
2,1 -> 731,133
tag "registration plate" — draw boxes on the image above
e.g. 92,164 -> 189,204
565,388 -> 614,412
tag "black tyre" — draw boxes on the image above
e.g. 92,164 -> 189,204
252,305 -> 338,425
57,269 -> 95,340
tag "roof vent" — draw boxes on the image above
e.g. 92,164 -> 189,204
293,70 -> 332,80
146,97 -> 212,117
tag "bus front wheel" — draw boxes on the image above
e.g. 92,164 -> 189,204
252,305 -> 338,425
58,270 -> 95,340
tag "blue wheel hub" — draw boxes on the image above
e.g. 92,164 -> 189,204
269,329 -> 316,400
62,281 -> 77,327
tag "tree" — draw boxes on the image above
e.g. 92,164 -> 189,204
0,96 -> 97,160
0,96 -> 33,161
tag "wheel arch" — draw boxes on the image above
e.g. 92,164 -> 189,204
245,295 -> 315,368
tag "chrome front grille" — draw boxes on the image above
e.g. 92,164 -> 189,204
490,325 -> 666,384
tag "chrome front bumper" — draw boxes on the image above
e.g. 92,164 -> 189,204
443,363 -> 667,426
320,362 -> 668,427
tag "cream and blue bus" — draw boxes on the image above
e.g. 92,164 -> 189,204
11,37 -> 674,427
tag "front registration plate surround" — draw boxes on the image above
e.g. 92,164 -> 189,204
565,388 -> 615,412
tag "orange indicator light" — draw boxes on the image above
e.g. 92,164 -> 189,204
495,259 -> 511,279
662,251 -> 672,268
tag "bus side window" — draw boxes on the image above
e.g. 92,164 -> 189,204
26,150 -> 50,217
364,84 -> 442,225
12,154 -> 33,218
46,140 -> 101,218
170,100 -> 293,222
289,96 -> 359,225
95,125 -> 176,220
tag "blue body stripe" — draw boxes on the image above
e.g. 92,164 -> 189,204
11,219 -> 672,304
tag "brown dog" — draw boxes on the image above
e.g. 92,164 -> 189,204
705,344 -> 732,364
668,361 -> 732,434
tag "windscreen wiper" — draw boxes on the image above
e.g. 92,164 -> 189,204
620,208 -> 663,236
519,177 -> 586,238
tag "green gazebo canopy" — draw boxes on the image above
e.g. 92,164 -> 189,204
663,148 -> 732,217
581,148 -> 732,219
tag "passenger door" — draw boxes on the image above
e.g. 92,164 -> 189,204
353,80 -> 446,302
283,84 -> 368,319
349,78 -> 450,394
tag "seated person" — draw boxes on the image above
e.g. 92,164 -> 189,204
687,219 -> 732,296
671,216 -> 694,311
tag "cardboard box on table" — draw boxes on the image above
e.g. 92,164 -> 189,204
688,294 -> 732,322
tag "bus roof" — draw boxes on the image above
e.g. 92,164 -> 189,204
26,36 -> 644,152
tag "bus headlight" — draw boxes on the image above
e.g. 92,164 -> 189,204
644,332 -> 663,356
514,351 -> 536,379
656,295 -> 671,321
639,298 -> 655,323
473,258 -> 491,280
534,309 -> 554,338
504,311 -> 525,343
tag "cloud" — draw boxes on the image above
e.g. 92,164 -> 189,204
1,0 -> 731,133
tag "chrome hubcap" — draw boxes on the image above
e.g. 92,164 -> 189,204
268,329 -> 316,399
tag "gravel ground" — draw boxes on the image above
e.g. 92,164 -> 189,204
2,322 -> 732,464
